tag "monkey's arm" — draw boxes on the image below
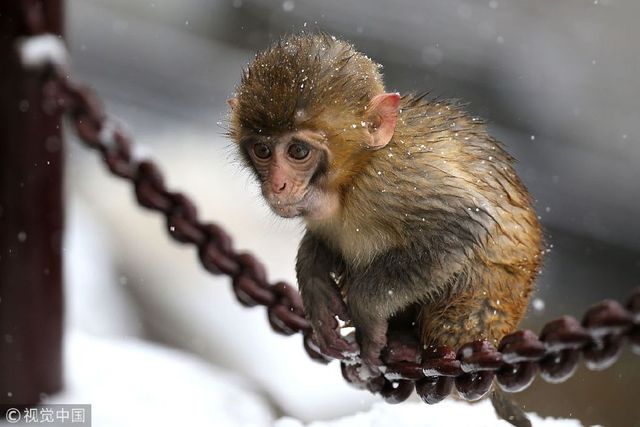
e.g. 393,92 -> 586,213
346,247 -> 433,369
296,232 -> 358,359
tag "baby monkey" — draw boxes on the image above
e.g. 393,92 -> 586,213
229,34 -> 542,425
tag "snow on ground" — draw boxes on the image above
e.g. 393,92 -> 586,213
275,400 -> 584,427
2,330 -> 582,427
45,331 -> 274,427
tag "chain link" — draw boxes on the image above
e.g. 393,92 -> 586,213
17,0 -> 640,405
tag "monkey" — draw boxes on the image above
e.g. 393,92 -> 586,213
227,34 -> 542,426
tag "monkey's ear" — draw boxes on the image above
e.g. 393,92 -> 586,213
227,98 -> 238,110
365,93 -> 401,149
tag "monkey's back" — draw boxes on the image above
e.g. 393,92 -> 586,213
324,96 -> 543,347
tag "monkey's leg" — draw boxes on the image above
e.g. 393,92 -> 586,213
348,301 -> 388,370
419,264 -> 534,427
419,262 -> 532,348
296,232 -> 358,359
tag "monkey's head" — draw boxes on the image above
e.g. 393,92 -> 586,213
228,33 -> 400,220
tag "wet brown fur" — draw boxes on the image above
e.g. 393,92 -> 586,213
229,33 -> 542,351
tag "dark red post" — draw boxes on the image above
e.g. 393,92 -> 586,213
0,0 -> 65,405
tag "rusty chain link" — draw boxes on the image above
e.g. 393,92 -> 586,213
17,0 -> 639,405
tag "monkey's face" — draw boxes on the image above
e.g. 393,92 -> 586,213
240,130 -> 336,219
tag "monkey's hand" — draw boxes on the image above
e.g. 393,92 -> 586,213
303,278 -> 359,359
297,232 -> 358,360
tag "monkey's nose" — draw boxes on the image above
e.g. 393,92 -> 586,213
273,182 -> 287,194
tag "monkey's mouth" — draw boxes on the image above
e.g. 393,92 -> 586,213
271,201 -> 304,218
269,192 -> 310,218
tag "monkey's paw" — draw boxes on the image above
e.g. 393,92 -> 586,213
358,337 -> 386,373
310,311 -> 360,360
302,276 -> 359,360
350,318 -> 389,374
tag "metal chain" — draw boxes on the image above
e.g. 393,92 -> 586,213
17,0 -> 640,405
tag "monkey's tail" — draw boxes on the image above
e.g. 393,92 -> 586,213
490,386 -> 532,427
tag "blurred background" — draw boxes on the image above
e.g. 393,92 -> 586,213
26,0 -> 640,425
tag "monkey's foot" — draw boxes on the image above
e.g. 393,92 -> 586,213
348,313 -> 389,373
357,335 -> 387,374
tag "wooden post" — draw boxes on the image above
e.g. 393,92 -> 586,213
0,0 -> 65,405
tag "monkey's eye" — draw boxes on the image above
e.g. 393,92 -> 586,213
287,141 -> 310,160
252,143 -> 272,159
